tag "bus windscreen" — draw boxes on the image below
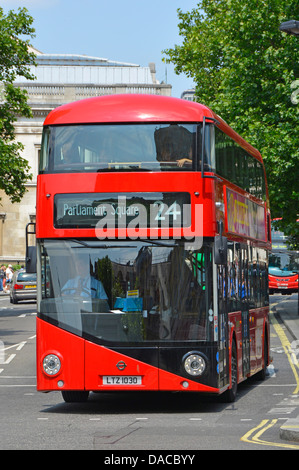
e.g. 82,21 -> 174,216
40,123 -> 209,173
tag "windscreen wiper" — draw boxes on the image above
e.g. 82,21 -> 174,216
69,239 -> 137,249
141,239 -> 177,247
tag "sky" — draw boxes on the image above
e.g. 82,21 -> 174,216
2,0 -> 199,98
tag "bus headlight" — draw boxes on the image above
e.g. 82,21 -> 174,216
183,352 -> 206,377
42,354 -> 61,376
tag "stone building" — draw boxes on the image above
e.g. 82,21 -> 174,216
0,48 -> 171,264
181,88 -> 195,101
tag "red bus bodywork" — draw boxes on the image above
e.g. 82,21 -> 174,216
269,271 -> 298,295
36,95 -> 271,401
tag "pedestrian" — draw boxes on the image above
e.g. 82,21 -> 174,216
5,265 -> 13,291
0,265 -> 5,293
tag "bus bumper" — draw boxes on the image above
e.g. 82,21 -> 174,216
36,318 -> 219,394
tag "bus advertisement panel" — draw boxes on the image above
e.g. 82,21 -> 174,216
226,187 -> 266,241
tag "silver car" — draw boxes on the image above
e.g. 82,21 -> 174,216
10,270 -> 37,304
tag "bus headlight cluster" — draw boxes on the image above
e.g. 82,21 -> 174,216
43,354 -> 61,376
183,352 -> 206,377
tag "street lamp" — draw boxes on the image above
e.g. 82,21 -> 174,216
278,20 -> 299,313
279,20 -> 299,36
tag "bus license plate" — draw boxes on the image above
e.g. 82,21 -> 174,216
102,376 -> 142,386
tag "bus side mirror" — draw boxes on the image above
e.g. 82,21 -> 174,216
214,235 -> 227,264
25,222 -> 36,273
26,246 -> 37,273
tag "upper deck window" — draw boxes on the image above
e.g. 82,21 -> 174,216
40,123 -> 213,173
214,127 -> 266,200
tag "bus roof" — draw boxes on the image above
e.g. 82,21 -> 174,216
44,94 -> 214,124
44,94 -> 262,162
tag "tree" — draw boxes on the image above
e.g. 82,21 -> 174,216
163,0 -> 299,247
0,7 -> 36,203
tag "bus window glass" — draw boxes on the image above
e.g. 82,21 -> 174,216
209,125 -> 216,170
40,127 -> 50,173
202,124 -> 215,171
39,240 -> 213,343
269,252 -> 299,273
215,127 -> 266,200
39,124 -> 208,173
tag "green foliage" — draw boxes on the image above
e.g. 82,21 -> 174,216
0,7 -> 36,202
163,0 -> 299,247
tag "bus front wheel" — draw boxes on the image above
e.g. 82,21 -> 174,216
61,390 -> 89,403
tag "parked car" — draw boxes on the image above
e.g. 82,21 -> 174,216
10,270 -> 37,304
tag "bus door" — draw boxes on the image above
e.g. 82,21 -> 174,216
239,245 -> 250,377
216,262 -> 229,390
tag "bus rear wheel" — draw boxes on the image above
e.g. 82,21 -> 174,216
61,390 -> 89,403
256,334 -> 268,381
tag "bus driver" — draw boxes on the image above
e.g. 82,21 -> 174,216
61,255 -> 108,300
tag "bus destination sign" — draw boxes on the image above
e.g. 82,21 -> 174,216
54,192 -> 191,229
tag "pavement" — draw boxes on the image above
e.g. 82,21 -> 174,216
271,294 -> 299,443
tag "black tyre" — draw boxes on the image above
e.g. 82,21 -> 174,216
222,340 -> 237,403
61,390 -> 89,403
256,334 -> 268,381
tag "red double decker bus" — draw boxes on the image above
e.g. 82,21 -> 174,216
34,94 -> 271,403
269,220 -> 299,295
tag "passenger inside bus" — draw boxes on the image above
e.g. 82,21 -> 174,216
154,124 -> 195,168
60,140 -> 80,165
176,149 -> 192,167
